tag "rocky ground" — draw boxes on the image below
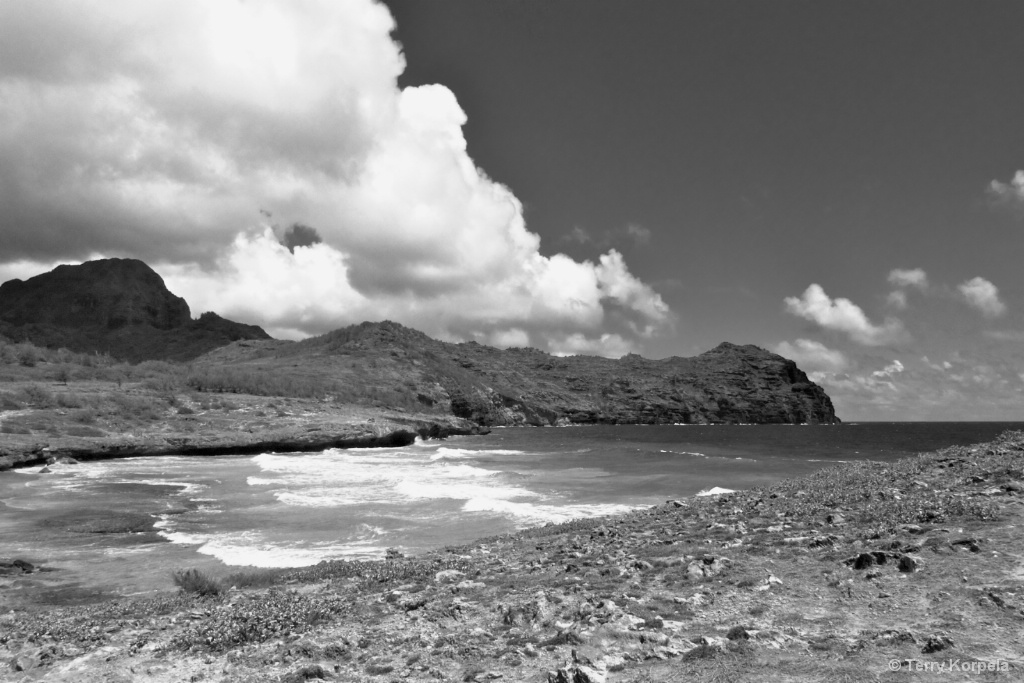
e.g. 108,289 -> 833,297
0,377 -> 483,471
3,433 -> 1023,682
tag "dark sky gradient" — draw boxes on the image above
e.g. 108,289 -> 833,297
387,0 -> 1024,358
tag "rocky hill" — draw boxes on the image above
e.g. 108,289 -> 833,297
0,259 -> 269,362
193,321 -> 839,425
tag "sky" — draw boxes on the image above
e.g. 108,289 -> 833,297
0,0 -> 1022,421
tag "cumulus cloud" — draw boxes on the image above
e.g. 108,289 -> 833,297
783,284 -> 906,346
988,170 -> 1024,205
0,0 -> 671,356
887,268 -> 928,290
871,359 -> 904,378
958,277 -> 1006,317
774,339 -> 848,375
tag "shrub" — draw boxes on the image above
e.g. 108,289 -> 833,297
17,345 -> 38,367
0,422 -> 32,435
19,384 -> 55,408
53,365 -> 73,384
171,568 -> 222,597
108,393 -> 163,420
56,392 -> 84,409
71,408 -> 98,424
0,392 -> 22,410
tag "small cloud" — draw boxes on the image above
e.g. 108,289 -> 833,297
564,223 -> 652,249
625,223 -> 651,246
564,226 -> 592,244
887,268 -> 928,290
988,170 -> 1024,206
886,290 -> 908,309
922,356 -> 954,371
958,276 -> 1006,317
548,332 -> 634,357
774,339 -> 848,374
872,359 -> 904,378
784,284 -> 906,346
279,223 -> 323,253
984,330 -> 1024,342
487,328 -> 530,348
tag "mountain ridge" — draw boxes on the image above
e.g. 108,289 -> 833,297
195,319 -> 839,425
0,260 -> 839,425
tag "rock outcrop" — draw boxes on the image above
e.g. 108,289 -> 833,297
0,259 -> 269,361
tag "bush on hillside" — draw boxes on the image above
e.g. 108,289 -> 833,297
171,568 -> 222,596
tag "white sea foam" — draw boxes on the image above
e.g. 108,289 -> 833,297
659,449 -> 707,457
429,447 -> 525,461
249,449 -> 531,508
696,486 -> 736,496
161,526 -> 388,567
394,479 -> 538,501
462,498 -> 637,527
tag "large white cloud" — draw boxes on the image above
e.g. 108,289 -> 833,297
958,277 -> 1006,318
0,0 -> 670,356
783,284 -> 906,346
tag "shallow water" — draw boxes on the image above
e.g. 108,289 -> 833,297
1,422 -> 1020,605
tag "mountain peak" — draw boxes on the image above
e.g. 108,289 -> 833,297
0,258 -> 269,361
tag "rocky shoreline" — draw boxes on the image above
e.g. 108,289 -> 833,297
3,431 -> 1023,682
0,382 -> 486,472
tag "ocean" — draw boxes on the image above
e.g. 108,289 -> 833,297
1,422 -> 1021,605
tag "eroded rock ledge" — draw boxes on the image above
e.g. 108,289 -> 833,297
0,396 -> 485,471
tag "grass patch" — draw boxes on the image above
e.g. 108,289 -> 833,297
171,568 -> 222,597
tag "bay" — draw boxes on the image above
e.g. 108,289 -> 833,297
1,422 -> 1020,606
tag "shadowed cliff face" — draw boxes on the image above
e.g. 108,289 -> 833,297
0,259 -> 191,330
196,321 -> 840,426
0,259 -> 269,362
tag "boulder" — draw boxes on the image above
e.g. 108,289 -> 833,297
921,635 -> 953,653
435,569 -> 466,584
897,555 -> 920,573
